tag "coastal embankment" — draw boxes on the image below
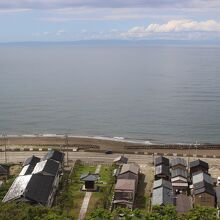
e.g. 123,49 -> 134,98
1,135 -> 220,158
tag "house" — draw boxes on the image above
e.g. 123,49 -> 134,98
192,172 -> 215,207
171,158 -> 187,170
2,150 -> 64,207
118,163 -> 139,189
80,173 -> 99,191
2,173 -> 57,206
193,181 -> 215,207
113,155 -> 128,165
19,155 -> 41,176
23,155 -> 40,167
41,150 -> 65,169
176,194 -> 192,215
0,165 -> 9,180
113,179 -> 136,209
32,159 -> 60,176
152,179 -> 173,206
190,159 -> 209,176
171,168 -> 188,192
155,164 -> 170,180
155,156 -> 170,167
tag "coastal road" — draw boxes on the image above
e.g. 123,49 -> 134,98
1,151 -> 220,168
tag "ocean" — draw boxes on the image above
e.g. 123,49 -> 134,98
0,44 -> 220,144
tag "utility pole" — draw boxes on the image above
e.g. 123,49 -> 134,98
65,134 -> 69,167
2,132 -> 7,163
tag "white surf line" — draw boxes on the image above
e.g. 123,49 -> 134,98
78,164 -> 102,220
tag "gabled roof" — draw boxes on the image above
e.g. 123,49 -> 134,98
41,150 -> 65,163
0,165 -> 9,175
119,163 -> 139,175
113,155 -> 128,164
32,159 -> 59,176
192,172 -> 213,185
19,164 -> 36,176
171,168 -> 188,179
152,186 -> 173,206
115,179 -> 135,191
155,156 -> 169,167
153,179 -> 172,190
80,173 -> 99,181
190,159 -> 209,170
194,181 -> 215,196
2,174 -> 55,205
171,158 -> 187,168
23,156 -> 40,167
155,165 -> 170,177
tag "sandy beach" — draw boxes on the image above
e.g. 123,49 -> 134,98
0,135 -> 220,157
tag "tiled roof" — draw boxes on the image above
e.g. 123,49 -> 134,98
41,150 -> 65,163
155,156 -> 170,166
3,174 -> 55,205
153,179 -> 172,190
120,163 -> 139,175
171,158 -> 187,167
32,159 -> 59,176
155,165 -> 170,177
80,173 -> 99,181
152,186 -> 173,206
113,155 -> 128,164
171,168 -> 188,179
115,179 -> 136,191
194,181 -> 215,196
190,159 -> 209,170
192,172 -> 213,185
23,156 -> 40,167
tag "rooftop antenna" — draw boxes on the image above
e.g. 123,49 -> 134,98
65,134 -> 69,167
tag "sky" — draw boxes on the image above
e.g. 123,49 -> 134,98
0,0 -> 220,42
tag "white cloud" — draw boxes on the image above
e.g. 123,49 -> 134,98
122,19 -> 220,39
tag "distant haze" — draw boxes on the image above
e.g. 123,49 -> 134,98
0,45 -> 220,144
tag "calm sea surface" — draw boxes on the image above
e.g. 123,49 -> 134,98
0,45 -> 220,144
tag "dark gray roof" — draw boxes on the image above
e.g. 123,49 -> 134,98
23,156 -> 40,167
113,155 -> 128,164
80,173 -> 99,181
190,159 -> 209,170
32,159 -> 59,176
155,165 -> 170,177
0,165 -> 9,175
120,163 -> 139,175
215,186 -> 220,204
171,168 -> 188,179
3,174 -> 55,206
41,150 -> 64,163
171,158 -> 187,167
19,164 -> 36,176
152,186 -> 173,206
192,172 -> 213,185
153,179 -> 172,190
155,156 -> 169,166
194,181 -> 215,196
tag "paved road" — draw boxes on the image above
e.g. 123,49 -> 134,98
0,151 -> 220,167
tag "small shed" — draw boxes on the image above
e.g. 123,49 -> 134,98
80,173 -> 99,191
171,158 -> 187,170
155,164 -> 170,180
190,159 -> 209,176
155,156 -> 170,167
113,155 -> 128,165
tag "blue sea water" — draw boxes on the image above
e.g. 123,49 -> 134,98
0,44 -> 220,144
